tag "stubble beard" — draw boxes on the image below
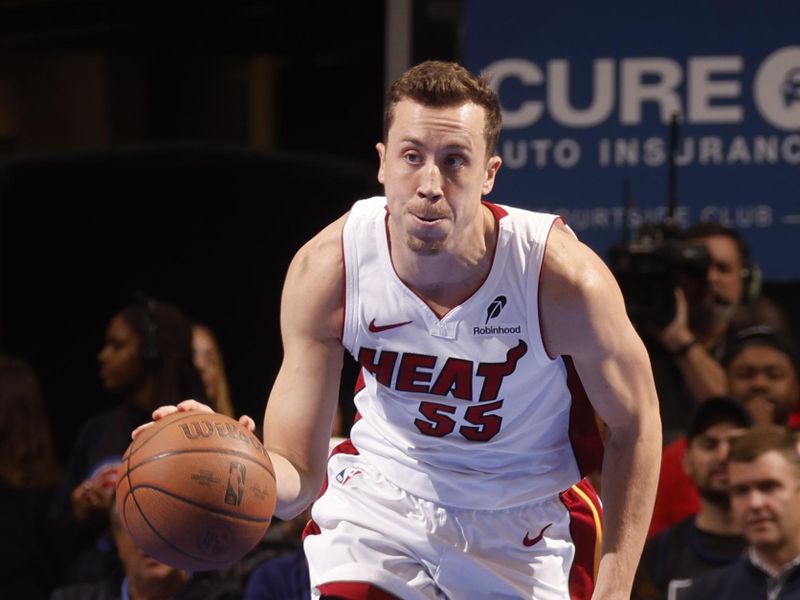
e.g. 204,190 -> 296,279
406,234 -> 446,255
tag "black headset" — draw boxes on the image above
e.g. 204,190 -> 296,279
735,233 -> 762,304
136,294 -> 160,364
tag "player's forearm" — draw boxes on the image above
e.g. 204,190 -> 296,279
593,417 -> 661,599
266,450 -> 324,520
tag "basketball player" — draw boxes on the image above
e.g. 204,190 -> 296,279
142,61 -> 661,599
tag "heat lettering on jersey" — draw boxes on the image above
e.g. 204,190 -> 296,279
357,341 -> 528,442
357,340 -> 527,402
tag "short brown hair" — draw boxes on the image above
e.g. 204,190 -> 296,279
384,61 -> 502,156
729,425 -> 800,470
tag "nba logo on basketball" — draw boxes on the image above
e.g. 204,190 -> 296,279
225,462 -> 246,506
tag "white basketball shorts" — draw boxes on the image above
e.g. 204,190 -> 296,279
303,441 -> 602,600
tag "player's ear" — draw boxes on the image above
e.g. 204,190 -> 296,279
481,155 -> 502,196
376,142 -> 387,184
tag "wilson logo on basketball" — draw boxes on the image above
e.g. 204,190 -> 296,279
178,420 -> 269,459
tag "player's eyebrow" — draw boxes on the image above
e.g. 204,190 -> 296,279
399,135 -> 474,152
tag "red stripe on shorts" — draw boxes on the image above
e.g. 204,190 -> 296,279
559,478 -> 603,600
318,581 -> 401,599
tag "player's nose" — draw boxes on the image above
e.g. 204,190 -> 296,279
417,161 -> 443,200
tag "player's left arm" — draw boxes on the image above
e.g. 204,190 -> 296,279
540,223 -> 662,600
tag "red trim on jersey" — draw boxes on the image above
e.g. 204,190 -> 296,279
563,356 -> 604,477
538,216 -> 563,360
559,479 -> 603,600
482,200 -> 508,220
319,581 -> 401,599
302,519 -> 321,539
354,368 -> 366,395
302,439 -> 361,542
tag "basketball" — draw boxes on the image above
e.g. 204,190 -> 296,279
115,410 -> 276,571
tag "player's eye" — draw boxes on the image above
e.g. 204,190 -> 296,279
445,155 -> 466,169
403,152 -> 421,164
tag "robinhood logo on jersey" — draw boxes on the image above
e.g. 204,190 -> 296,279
473,323 -> 522,336
474,295 -> 522,336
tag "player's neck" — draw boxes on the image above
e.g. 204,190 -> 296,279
391,205 -> 497,314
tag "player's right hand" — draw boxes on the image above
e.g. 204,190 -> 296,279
131,399 -> 256,439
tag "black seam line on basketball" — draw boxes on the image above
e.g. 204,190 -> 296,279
129,484 -> 272,523
132,496 -> 230,568
128,448 -> 276,480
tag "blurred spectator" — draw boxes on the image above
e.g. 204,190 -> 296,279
683,426 -> 800,599
240,421 -> 346,598
645,222 -> 790,443
49,297 -> 206,585
51,497 -> 242,600
723,327 -> 800,429
635,398 -> 751,599
650,329 -> 800,537
0,356 -> 62,600
243,509 -> 311,600
192,324 -> 235,418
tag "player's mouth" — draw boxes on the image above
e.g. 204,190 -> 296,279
411,213 -> 446,226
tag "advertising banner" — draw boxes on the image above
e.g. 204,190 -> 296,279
465,1 -> 800,279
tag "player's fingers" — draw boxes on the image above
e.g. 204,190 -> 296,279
131,420 -> 159,439
152,404 -> 180,420
175,399 -> 214,413
238,415 -> 256,432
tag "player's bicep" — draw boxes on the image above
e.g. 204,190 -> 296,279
542,233 -> 657,429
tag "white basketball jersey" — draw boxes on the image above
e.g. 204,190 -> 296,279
341,197 -> 603,510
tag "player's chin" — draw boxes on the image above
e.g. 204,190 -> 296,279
406,233 -> 448,255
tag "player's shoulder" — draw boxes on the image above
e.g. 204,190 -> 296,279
282,212 -> 348,333
542,221 -> 611,295
290,212 -> 348,277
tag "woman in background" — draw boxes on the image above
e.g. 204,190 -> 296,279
192,324 -> 235,418
0,356 -> 62,599
50,297 -> 207,585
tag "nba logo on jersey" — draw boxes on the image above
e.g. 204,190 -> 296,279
336,466 -> 363,486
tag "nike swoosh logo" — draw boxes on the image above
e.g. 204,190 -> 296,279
523,523 -> 552,547
368,319 -> 413,333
